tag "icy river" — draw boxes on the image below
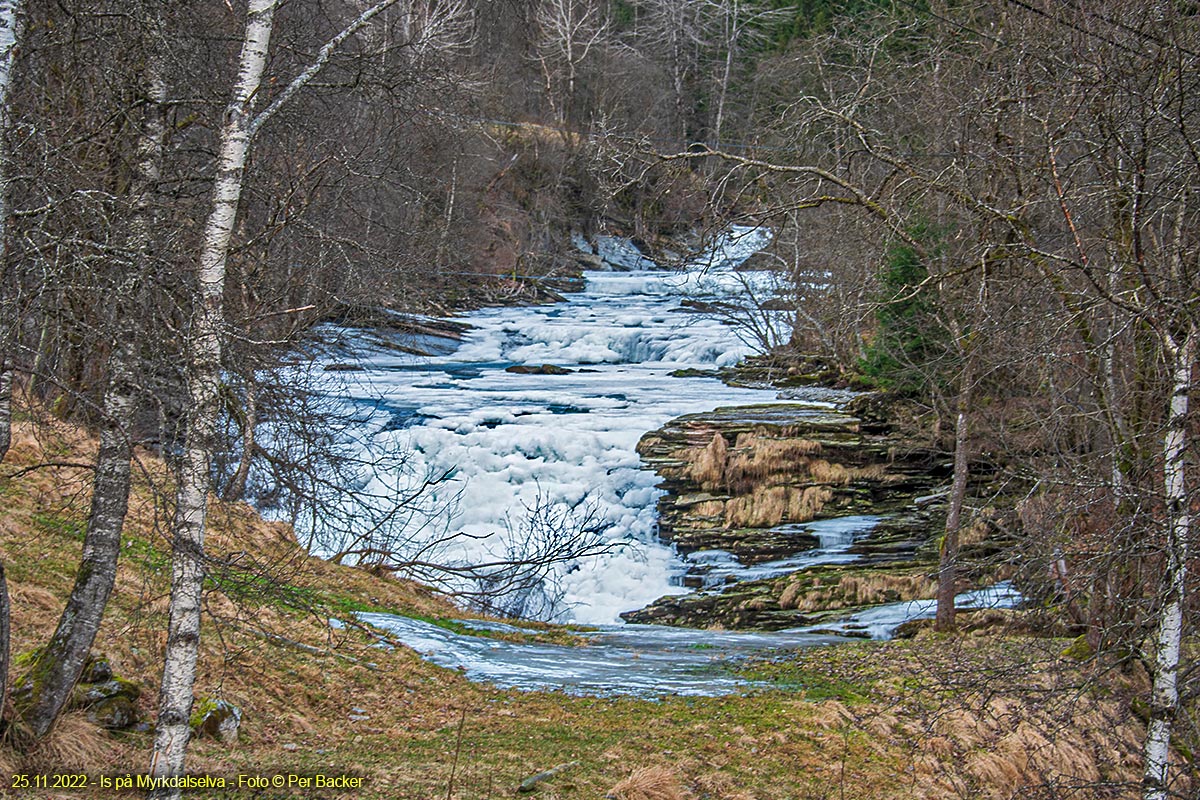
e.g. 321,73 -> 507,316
319,228 -> 787,624
302,230 -> 1018,696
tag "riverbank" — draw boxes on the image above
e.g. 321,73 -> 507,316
0,410 -> 1171,799
620,372 -> 1017,634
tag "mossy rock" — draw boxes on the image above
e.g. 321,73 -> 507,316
190,697 -> 243,745
87,695 -> 138,729
73,677 -> 140,707
80,653 -> 114,683
1060,635 -> 1094,661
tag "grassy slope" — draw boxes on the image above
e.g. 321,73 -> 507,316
0,414 -> 1185,800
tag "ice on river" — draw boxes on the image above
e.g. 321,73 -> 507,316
787,582 -> 1024,640
355,612 -> 846,697
353,581 -> 1021,696
310,227 -> 809,624
683,515 -> 883,587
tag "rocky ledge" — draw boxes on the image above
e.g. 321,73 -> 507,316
622,394 -> 1013,630
634,400 -> 943,562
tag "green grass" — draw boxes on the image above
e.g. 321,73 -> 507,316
32,510 -> 86,541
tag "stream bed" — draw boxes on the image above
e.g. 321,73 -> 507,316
355,581 -> 1020,697
314,229 -> 802,623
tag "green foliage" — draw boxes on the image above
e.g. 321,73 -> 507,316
858,225 -> 948,396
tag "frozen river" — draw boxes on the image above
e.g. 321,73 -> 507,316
282,229 -> 1022,696
309,228 -> 810,624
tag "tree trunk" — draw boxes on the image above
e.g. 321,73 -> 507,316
0,362 -> 10,463
0,561 -> 10,727
14,341 -> 139,739
150,1 -> 402,786
223,381 -> 256,502
0,0 -> 23,466
1142,327 -> 1195,800
147,2 -> 277,792
935,367 -> 971,632
12,0 -> 164,741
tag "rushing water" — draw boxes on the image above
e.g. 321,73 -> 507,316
289,229 -> 1026,697
314,228 -> 810,624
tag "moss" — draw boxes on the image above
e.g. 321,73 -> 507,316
734,661 -> 870,703
189,696 -> 222,730
1060,634 -> 1094,661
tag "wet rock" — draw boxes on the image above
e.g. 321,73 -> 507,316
669,367 -> 721,379
506,364 -> 575,375
636,403 -> 941,563
622,561 -> 940,631
190,697 -> 243,744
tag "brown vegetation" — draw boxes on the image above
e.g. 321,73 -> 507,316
777,571 -> 936,612
607,766 -> 688,800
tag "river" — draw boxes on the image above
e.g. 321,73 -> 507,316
293,228 -> 1020,697
312,228 -> 795,624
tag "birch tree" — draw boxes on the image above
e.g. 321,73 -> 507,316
0,0 -> 21,725
684,2 -> 1199,791
0,0 -> 23,467
13,0 -> 166,741
147,0 -> 479,788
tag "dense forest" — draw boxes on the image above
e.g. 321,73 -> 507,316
0,0 -> 1197,798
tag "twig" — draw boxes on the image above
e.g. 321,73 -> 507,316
446,707 -> 467,800
518,761 -> 580,793
232,623 -> 378,670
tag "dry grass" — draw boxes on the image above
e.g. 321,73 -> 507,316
960,517 -> 992,546
16,713 -> 115,774
607,766 -> 688,800
688,432 -> 728,490
778,572 -> 936,612
724,434 -> 822,493
807,459 -> 850,485
723,485 -> 833,529
0,407 -> 1190,800
690,500 -> 726,518
724,487 -> 786,528
791,486 -> 833,522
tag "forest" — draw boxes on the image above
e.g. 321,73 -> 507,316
0,0 -> 1197,798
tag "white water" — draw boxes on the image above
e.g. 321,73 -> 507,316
311,228 -> 809,624
354,613 -> 848,697
685,515 -> 883,588
787,582 -> 1024,640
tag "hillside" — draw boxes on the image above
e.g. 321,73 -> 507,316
0,410 -> 1179,799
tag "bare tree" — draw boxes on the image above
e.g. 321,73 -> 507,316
149,0 -> 484,789
534,0 -> 609,125
8,0 -> 166,742
0,0 -> 22,466
662,3 -> 1200,793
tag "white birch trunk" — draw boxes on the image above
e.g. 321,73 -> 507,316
150,1 -> 401,791
0,0 -> 23,465
148,1 -> 277,792
1142,327 -> 1195,800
